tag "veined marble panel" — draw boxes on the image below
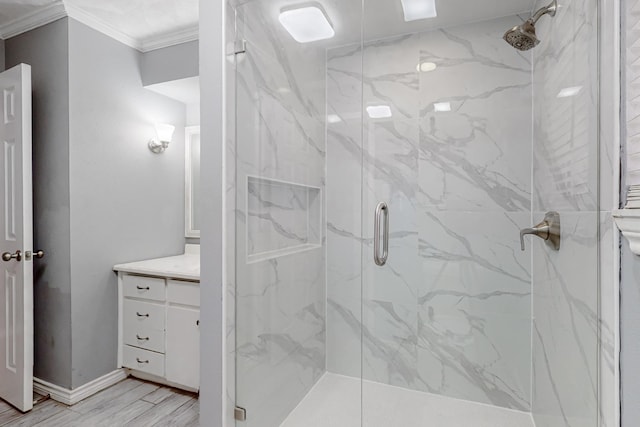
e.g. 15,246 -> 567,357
599,213 -> 618,427
531,0 -> 602,426
326,41 -> 364,380
246,177 -> 321,260
416,212 -> 531,410
418,16 -> 532,212
532,0 -> 599,213
532,212 -> 599,427
225,2 -> 238,426
327,14 -> 534,412
232,1 -> 328,426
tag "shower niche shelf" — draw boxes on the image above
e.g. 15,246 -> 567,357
246,176 -> 322,263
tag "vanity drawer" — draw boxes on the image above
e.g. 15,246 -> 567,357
167,280 -> 200,307
123,275 -> 165,302
124,300 -> 165,332
123,322 -> 165,353
123,346 -> 164,377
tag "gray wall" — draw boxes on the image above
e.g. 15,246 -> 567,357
142,40 -> 199,86
4,17 -> 187,390
68,19 -> 187,388
5,18 -> 73,389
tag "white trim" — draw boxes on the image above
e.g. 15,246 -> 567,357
141,25 -> 199,53
33,369 -> 128,406
0,2 -> 67,39
64,3 -> 140,51
614,210 -> 640,254
1,2 -> 198,53
185,126 -> 201,238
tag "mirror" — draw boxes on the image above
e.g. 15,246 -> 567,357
145,76 -> 201,238
186,126 -> 201,237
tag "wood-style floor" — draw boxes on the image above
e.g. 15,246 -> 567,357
0,378 -> 199,426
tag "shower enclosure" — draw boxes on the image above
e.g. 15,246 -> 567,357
226,0 -> 603,425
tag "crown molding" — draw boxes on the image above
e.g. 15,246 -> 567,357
140,25 -> 199,53
0,1 -> 198,53
0,2 -> 67,39
64,2 -> 141,51
614,210 -> 640,255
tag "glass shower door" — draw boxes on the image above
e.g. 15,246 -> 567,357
232,1 -> 364,426
359,1 -> 601,426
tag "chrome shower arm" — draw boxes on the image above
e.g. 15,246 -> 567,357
530,0 -> 558,24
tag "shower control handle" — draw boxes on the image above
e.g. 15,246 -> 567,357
520,211 -> 561,251
374,202 -> 389,266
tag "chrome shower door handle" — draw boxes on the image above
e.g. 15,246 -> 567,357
374,202 -> 389,266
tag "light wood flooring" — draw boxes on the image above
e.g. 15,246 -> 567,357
0,378 -> 199,426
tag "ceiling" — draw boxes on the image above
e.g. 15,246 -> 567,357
238,0 -> 536,46
0,0 -> 534,51
0,0 -> 59,25
64,0 -> 198,42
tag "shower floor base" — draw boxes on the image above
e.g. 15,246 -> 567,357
280,373 -> 534,427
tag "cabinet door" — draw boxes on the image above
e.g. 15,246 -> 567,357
166,306 -> 200,390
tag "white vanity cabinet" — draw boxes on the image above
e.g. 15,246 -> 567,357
114,245 -> 200,392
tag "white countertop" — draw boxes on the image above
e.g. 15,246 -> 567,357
113,244 -> 200,281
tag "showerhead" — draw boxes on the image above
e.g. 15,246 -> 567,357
503,0 -> 557,51
504,21 -> 539,51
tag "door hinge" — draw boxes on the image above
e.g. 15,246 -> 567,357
234,406 -> 247,421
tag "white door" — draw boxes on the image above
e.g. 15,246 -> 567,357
0,64 -> 33,412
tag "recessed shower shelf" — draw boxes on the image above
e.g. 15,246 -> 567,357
246,175 -> 322,264
614,209 -> 640,255
247,243 -> 322,264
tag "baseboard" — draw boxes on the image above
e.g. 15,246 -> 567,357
33,368 -> 129,406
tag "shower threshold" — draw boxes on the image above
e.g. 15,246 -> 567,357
280,373 -> 534,427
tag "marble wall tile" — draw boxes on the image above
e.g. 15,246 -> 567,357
418,17 -> 532,212
532,0 -> 599,213
416,211 -> 532,410
532,212 -> 599,427
326,42 -> 364,380
599,213 -> 618,427
531,0 -> 606,426
246,177 -> 321,258
225,2 -> 238,426
231,2 -> 328,426
327,14 -> 534,412
228,1 -> 613,425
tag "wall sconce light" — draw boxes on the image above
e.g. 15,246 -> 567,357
148,123 -> 175,154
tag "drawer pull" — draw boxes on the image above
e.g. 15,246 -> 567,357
136,358 -> 149,364
136,312 -> 149,318
136,285 -> 150,291
136,335 -> 150,341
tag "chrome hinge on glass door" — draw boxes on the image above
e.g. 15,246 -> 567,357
226,39 -> 247,56
234,406 -> 247,421
374,202 -> 389,266
234,39 -> 247,55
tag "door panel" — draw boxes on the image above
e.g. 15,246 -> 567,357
0,64 -> 33,413
166,306 -> 200,390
